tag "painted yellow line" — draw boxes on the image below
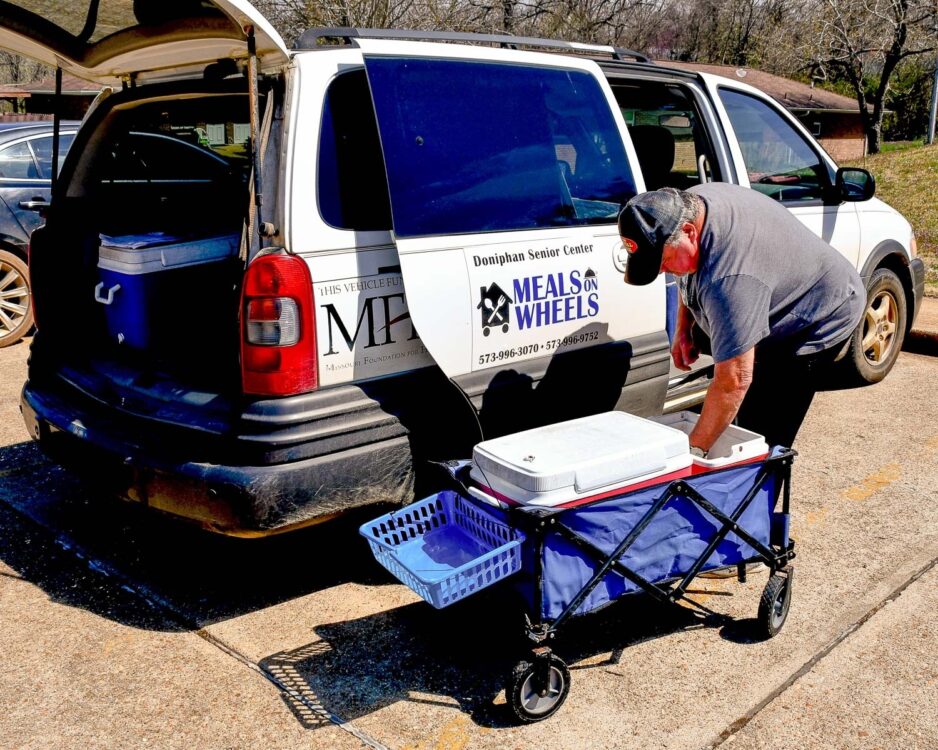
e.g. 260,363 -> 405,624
805,507 -> 829,526
842,462 -> 902,501
403,716 -> 492,750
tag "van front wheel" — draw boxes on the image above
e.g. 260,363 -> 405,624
841,268 -> 906,385
0,249 -> 32,348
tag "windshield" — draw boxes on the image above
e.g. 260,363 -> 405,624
92,93 -> 253,236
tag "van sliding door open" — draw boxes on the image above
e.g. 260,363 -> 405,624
360,42 -> 664,379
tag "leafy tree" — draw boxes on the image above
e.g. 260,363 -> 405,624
882,58 -> 936,141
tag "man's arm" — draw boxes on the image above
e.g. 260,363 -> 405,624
688,348 -> 754,453
671,296 -> 699,371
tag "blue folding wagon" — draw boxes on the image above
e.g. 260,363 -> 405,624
361,413 -> 797,723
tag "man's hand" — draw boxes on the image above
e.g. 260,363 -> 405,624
672,295 -> 699,371
671,325 -> 699,371
688,348 -> 755,453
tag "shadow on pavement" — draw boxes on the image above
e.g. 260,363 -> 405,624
0,440 -> 396,630
903,332 -> 938,358
260,588 -> 749,729
0,499 -> 185,632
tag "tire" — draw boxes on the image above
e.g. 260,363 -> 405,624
840,267 -> 907,385
0,249 -> 33,348
757,570 -> 792,639
506,656 -> 571,723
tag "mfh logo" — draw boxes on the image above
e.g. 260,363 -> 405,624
477,283 -> 513,336
320,292 -> 419,355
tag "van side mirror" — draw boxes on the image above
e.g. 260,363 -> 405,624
836,167 -> 875,202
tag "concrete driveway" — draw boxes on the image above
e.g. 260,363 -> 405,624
1,337 -> 936,750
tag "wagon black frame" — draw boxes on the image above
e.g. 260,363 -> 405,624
500,448 -> 797,721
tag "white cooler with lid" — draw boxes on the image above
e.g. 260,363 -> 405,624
470,411 -> 692,507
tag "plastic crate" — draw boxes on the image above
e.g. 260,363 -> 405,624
360,490 -> 525,608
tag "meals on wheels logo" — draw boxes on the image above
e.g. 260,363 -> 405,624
477,269 -> 600,335
477,283 -> 513,336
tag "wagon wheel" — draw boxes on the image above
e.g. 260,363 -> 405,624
757,568 -> 793,639
506,655 -> 570,723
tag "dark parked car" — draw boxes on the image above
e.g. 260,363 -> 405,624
0,121 -> 77,347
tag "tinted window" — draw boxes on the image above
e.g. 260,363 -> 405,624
100,132 -> 233,182
318,70 -> 392,231
719,88 -> 830,203
0,141 -> 39,179
99,94 -> 253,181
30,134 -> 76,179
92,94 -> 251,237
365,59 -> 636,237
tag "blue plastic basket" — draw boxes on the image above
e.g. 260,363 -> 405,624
360,490 -> 525,609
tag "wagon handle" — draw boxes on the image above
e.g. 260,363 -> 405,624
467,486 -> 507,509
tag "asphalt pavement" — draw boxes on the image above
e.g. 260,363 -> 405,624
1,332 -> 936,750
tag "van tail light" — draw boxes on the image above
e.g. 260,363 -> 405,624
240,254 -> 317,396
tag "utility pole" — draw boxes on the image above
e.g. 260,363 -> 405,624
929,13 -> 938,145
929,60 -> 937,144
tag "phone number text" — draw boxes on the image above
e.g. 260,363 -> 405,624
477,331 -> 600,366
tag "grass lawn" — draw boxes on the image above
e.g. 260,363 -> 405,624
847,142 -> 938,297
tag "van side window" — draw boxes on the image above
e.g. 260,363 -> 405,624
365,59 -> 636,237
718,88 -> 831,203
318,70 -> 392,231
614,81 -> 720,191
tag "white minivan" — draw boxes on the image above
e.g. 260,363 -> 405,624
3,2 -> 924,535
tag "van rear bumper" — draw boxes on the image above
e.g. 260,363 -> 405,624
22,382 -> 416,535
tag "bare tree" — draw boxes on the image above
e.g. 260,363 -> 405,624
811,0 -> 937,153
0,52 -> 48,113
254,0 -> 471,44
665,0 -> 795,68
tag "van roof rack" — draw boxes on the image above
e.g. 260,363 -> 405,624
294,27 -> 651,63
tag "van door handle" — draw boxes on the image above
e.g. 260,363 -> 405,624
94,282 -> 121,305
19,199 -> 49,210
612,239 -> 629,273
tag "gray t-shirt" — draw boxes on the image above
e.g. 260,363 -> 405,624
681,183 -> 865,362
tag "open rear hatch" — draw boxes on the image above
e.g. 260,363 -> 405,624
3,1 -> 289,414
0,0 -> 288,85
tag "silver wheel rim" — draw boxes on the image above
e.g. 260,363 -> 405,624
772,583 -> 788,628
861,290 -> 898,366
519,666 -> 565,716
0,259 -> 29,339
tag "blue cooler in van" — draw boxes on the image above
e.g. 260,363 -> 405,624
95,233 -> 239,350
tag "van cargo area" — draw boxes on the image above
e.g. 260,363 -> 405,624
30,82 -> 255,392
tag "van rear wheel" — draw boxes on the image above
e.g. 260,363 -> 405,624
0,250 -> 32,348
840,268 -> 906,385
